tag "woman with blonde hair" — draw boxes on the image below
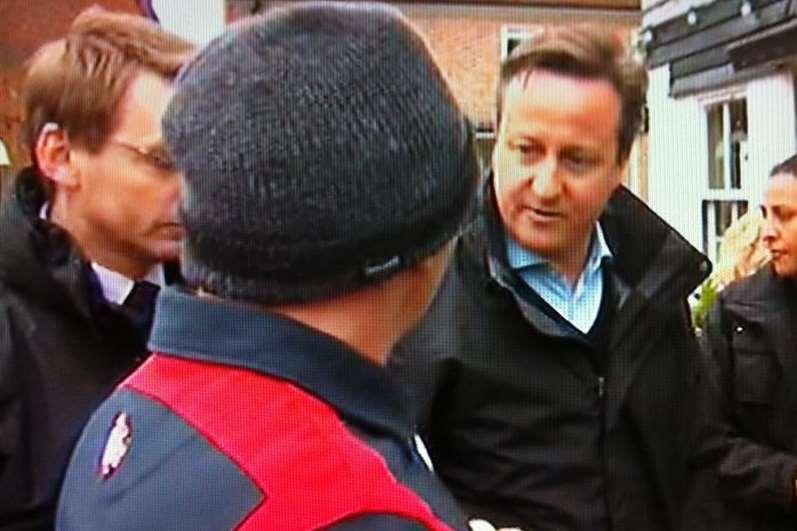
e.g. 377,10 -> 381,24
693,209 -> 769,330
712,208 -> 770,290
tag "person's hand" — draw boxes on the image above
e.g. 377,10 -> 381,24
468,518 -> 524,531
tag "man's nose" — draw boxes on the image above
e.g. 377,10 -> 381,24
167,177 -> 184,218
530,157 -> 562,200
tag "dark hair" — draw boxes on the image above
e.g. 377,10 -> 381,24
769,153 -> 797,177
496,24 -> 647,162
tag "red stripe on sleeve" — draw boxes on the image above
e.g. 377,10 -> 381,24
123,354 -> 453,531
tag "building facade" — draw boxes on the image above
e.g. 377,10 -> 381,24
394,1 -> 642,182
226,0 -> 644,190
643,0 -> 797,263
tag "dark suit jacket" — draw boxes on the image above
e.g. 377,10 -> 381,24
391,184 -> 710,531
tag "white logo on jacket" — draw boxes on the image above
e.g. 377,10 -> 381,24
99,412 -> 132,480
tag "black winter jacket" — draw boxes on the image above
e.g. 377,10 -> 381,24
695,266 -> 797,531
0,169 -> 151,530
390,185 -> 709,531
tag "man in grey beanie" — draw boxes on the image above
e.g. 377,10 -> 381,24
56,3 -> 477,530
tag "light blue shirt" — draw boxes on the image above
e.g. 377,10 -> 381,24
506,224 -> 613,334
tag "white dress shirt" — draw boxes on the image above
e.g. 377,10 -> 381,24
40,203 -> 166,304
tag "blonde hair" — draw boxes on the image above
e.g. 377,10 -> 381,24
711,209 -> 770,290
22,7 -> 194,154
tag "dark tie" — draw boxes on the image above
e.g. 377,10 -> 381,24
122,281 -> 160,339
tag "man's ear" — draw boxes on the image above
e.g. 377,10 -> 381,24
35,123 -> 79,189
610,148 -> 630,192
490,120 -> 504,179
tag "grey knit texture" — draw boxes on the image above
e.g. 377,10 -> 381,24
163,2 -> 478,305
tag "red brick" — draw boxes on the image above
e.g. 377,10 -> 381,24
409,12 -> 636,129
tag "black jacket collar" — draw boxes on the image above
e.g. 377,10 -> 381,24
0,167 -> 99,321
149,287 -> 416,443
471,174 -> 710,308
722,264 -> 797,314
720,266 -> 797,405
465,175 -> 711,432
0,168 -> 180,342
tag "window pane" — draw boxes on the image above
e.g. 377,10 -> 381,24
507,37 -> 523,56
475,138 -> 495,178
717,201 -> 734,236
702,199 -> 749,264
707,105 -> 725,189
729,99 -> 747,190
738,201 -> 748,217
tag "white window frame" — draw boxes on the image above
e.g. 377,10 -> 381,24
500,26 -> 542,61
0,140 -> 10,167
697,85 -> 751,264
474,130 -> 496,176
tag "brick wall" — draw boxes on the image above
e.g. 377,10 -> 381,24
231,1 -> 639,130
400,3 -> 639,129
400,3 -> 645,197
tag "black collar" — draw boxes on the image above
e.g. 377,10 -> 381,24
149,287 -> 415,442
0,167 -> 98,319
0,168 -> 182,336
724,265 -> 797,314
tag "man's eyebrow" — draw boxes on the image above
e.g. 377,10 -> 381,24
561,145 -> 604,155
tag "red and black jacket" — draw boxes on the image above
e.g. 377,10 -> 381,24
57,287 -> 466,530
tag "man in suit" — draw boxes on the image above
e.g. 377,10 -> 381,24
0,9 -> 193,529
390,24 -> 710,531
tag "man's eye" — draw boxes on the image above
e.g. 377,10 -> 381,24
147,152 -> 176,171
564,155 -> 596,172
514,143 -> 541,157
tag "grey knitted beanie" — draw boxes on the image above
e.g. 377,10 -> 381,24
163,2 -> 478,305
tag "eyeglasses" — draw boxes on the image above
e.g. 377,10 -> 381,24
110,140 -> 177,173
